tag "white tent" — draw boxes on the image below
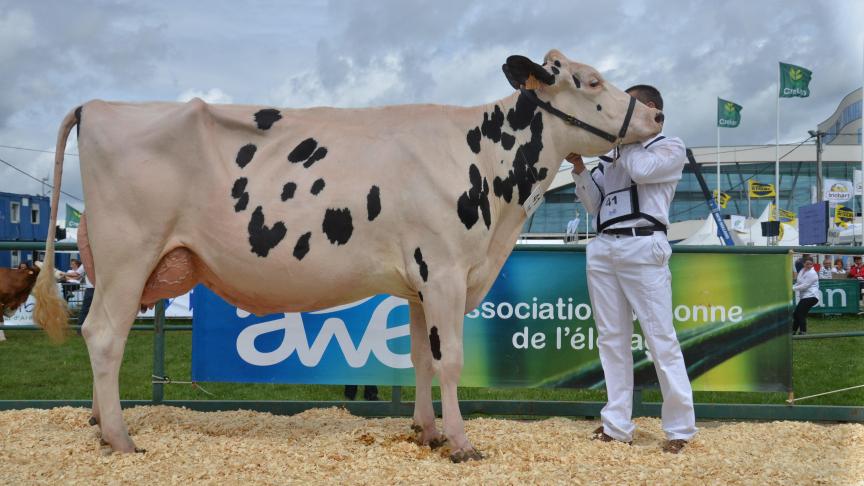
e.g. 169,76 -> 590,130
676,215 -> 746,246
735,205 -> 799,246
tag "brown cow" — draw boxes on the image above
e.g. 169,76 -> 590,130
0,264 -> 40,339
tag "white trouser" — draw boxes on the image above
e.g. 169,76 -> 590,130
586,232 -> 696,442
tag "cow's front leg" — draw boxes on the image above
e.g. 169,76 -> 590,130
408,302 -> 445,448
420,278 -> 482,463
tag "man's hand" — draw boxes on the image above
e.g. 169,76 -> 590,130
566,153 -> 586,174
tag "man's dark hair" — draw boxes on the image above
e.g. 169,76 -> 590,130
625,84 -> 663,110
803,257 -> 814,264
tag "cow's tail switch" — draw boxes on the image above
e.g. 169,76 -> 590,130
32,107 -> 79,342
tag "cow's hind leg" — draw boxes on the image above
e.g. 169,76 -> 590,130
409,302 -> 445,448
420,277 -> 482,462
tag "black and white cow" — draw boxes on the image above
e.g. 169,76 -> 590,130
34,49 -> 662,461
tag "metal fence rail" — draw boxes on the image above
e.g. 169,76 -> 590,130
2,242 -> 862,422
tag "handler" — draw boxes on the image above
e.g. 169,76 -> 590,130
568,85 -> 696,453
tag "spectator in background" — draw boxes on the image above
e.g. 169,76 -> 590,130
848,256 -> 864,280
792,257 -> 819,335
344,385 -> 379,401
818,256 -> 833,280
794,253 -> 812,273
833,258 -> 847,276
62,262 -> 94,335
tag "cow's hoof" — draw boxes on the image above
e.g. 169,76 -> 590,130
428,436 -> 447,450
134,447 -> 147,453
411,423 -> 446,449
449,448 -> 483,463
88,416 -> 99,426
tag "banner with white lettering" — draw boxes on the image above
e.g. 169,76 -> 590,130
191,251 -> 793,391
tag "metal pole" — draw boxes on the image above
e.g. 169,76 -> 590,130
152,299 -> 166,404
815,131 -> 824,202
776,69 -> 781,222
717,125 -> 721,208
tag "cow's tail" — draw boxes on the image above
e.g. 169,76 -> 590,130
32,108 -> 79,343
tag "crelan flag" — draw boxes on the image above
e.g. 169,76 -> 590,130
717,98 -> 742,128
712,189 -> 731,208
779,62 -> 812,98
768,204 -> 797,223
835,206 -> 854,228
65,204 -> 82,229
748,180 -> 776,198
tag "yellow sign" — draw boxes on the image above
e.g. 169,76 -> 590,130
748,180 -> 776,198
713,189 -> 731,208
835,206 -> 854,228
768,204 -> 797,223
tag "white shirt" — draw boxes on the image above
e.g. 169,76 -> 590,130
793,267 -> 820,300
572,134 -> 686,230
818,265 -> 832,279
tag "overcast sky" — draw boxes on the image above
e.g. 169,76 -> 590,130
1,0 -> 862,217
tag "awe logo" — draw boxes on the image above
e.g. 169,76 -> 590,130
235,296 -> 412,368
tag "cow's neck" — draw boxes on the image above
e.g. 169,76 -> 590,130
477,92 -> 574,225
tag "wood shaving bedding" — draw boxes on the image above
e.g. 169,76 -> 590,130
0,406 -> 861,485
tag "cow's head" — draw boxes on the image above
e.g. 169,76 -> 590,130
503,49 -> 663,156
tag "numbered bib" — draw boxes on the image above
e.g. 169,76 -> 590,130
598,186 -> 638,227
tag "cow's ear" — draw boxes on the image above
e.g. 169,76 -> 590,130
503,55 -> 555,90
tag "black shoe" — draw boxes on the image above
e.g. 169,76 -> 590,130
343,385 -> 357,400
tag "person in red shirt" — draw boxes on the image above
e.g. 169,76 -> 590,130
848,256 -> 864,280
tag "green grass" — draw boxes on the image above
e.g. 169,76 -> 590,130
0,316 -> 861,407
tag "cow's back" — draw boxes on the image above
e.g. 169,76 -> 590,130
77,99 -> 495,312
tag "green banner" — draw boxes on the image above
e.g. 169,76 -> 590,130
811,280 -> 861,314
459,251 -> 792,392
779,62 -> 812,98
192,250 -> 793,392
65,203 -> 82,229
717,98 -> 742,128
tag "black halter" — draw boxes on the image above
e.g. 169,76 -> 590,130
518,88 -> 636,144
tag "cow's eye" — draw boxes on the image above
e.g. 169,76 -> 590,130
589,79 -> 600,88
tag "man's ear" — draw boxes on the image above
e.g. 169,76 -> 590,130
503,55 -> 555,90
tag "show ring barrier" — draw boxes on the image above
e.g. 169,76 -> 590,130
1,241 -> 862,422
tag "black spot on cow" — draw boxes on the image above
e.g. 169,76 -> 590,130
310,178 -> 326,195
466,126 -> 481,154
507,92 -> 537,131
281,182 -> 297,201
501,132 -> 515,151
288,138 -> 318,163
231,177 -> 249,212
366,185 -> 381,221
572,75 -> 581,89
254,109 -> 282,130
418,291 -> 423,302
596,104 -> 602,111
304,146 -> 328,168
480,105 -> 504,143
322,208 -> 353,245
456,164 -> 491,230
493,112 -> 548,206
550,65 -> 560,75
235,144 -> 257,169
492,176 -> 513,203
248,206 -> 287,257
429,326 -> 441,360
293,232 -> 312,260
414,248 -> 429,282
